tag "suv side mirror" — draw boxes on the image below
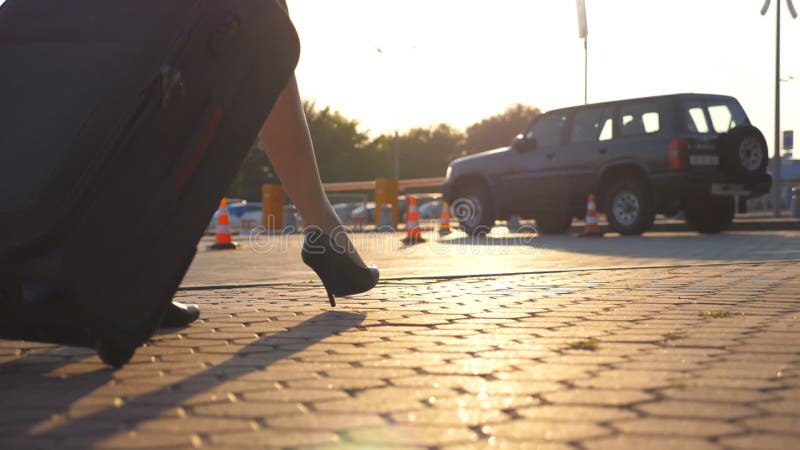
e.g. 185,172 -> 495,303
512,134 -> 537,152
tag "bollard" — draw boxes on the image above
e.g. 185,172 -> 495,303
282,204 -> 297,233
262,184 -> 284,232
792,187 -> 800,218
375,178 -> 399,227
378,204 -> 394,231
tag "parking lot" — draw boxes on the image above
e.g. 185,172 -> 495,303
184,225 -> 800,287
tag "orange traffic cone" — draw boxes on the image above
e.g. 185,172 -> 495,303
579,194 -> 604,238
402,196 -> 426,244
439,201 -> 452,235
210,198 -> 239,250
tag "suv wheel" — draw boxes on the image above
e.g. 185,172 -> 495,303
603,178 -> 655,235
452,184 -> 494,235
719,126 -> 768,179
535,213 -> 573,235
685,197 -> 735,234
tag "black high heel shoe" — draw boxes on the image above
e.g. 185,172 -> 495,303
301,229 -> 379,307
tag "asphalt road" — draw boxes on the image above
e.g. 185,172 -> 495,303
182,225 -> 800,287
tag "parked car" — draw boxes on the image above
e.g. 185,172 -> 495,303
208,201 -> 263,234
333,202 -> 359,225
350,202 -> 375,227
418,198 -> 444,219
397,195 -> 437,223
442,93 -> 771,235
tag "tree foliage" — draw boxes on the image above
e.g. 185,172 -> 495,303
461,103 -> 541,157
227,102 -> 540,198
226,137 -> 277,201
303,101 -> 373,182
388,124 -> 464,179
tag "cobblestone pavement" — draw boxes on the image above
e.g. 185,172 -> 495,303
2,261 -> 800,449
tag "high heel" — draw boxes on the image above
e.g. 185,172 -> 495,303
301,229 -> 379,307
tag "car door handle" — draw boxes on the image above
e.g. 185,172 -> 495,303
597,148 -> 608,154
546,153 -> 556,160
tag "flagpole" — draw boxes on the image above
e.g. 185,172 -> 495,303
772,1 -> 782,217
577,0 -> 588,104
584,35 -> 588,104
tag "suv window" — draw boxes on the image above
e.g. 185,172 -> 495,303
682,100 -> 748,134
686,103 -> 710,133
620,102 -> 660,136
569,107 -> 614,143
525,113 -> 567,148
707,102 -> 747,133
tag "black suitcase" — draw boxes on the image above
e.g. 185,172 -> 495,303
0,0 -> 299,366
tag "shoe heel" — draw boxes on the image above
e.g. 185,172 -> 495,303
324,286 -> 336,307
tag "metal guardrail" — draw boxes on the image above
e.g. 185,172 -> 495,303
322,177 -> 445,193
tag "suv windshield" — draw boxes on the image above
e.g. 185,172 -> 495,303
683,99 -> 748,134
524,113 -> 568,147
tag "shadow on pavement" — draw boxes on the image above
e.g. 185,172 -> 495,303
0,346 -> 112,444
437,232 -> 800,261
1,310 -> 365,447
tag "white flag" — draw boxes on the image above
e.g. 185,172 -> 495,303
577,0 -> 588,39
788,0 -> 798,19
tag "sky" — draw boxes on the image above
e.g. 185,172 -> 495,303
287,0 -> 800,158
0,0 -> 796,156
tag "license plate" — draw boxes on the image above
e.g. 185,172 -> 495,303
711,183 -> 750,196
690,155 -> 719,166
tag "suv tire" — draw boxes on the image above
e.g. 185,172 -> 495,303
719,125 -> 768,179
603,178 -> 655,235
685,197 -> 735,234
536,213 -> 572,235
452,183 -> 494,236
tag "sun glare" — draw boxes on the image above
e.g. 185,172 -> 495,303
288,0 -> 799,151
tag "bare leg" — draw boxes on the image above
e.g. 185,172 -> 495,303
260,76 -> 367,268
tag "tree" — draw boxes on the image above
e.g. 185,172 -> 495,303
226,137 -> 278,201
371,124 -> 464,180
460,104 -> 541,157
302,101 -> 373,182
228,101 -> 541,194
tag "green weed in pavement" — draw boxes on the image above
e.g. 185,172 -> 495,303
663,331 -> 686,341
567,338 -> 600,351
700,310 -> 731,319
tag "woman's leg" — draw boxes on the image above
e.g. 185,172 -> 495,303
260,75 -> 367,267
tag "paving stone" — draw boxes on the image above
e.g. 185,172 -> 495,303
267,412 -> 386,430
443,440 -> 573,450
2,261 -> 800,449
573,370 -> 687,390
659,387 -> 775,404
209,429 -> 339,448
718,433 -> 800,450
516,405 -> 637,422
431,393 -> 540,411
347,425 -> 478,447
635,400 -> 759,420
740,416 -> 800,435
543,389 -> 654,406
487,420 -> 611,441
583,435 -> 722,450
613,417 -> 742,437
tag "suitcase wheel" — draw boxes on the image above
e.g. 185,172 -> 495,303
96,336 -> 137,369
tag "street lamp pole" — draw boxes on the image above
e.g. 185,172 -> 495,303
762,0 -> 798,217
772,0 -> 782,217
378,47 -> 404,180
394,131 -> 400,179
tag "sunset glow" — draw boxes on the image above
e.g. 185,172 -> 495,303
289,0 -> 800,157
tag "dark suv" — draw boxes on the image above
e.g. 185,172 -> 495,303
443,93 -> 771,235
